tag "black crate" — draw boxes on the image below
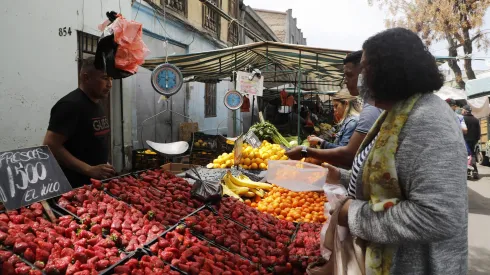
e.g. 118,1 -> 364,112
132,149 -> 168,171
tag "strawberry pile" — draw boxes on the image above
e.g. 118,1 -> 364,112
184,209 -> 290,269
0,250 -> 42,275
148,226 -> 269,275
106,175 -> 202,227
113,254 -> 180,275
0,203 -> 126,274
288,223 -> 322,269
214,197 -> 296,243
57,186 -> 166,251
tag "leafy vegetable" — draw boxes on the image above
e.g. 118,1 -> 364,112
249,121 -> 290,148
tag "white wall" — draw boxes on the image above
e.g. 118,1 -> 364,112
0,0 -> 133,169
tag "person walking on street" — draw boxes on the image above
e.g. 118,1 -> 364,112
43,57 -> 115,188
446,98 -> 468,135
462,105 -> 481,178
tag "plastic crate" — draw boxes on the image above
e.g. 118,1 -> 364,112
132,149 -> 168,171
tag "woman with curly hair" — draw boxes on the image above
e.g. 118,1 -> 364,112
325,28 -> 467,274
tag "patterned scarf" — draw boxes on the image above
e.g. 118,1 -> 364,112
357,93 -> 422,275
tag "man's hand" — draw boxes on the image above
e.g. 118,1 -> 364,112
307,135 -> 323,146
285,146 -> 303,160
322,163 -> 341,184
86,164 -> 116,179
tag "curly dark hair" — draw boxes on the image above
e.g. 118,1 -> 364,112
362,28 -> 444,102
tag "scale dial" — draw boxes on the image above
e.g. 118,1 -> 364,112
151,63 -> 183,97
224,90 -> 244,110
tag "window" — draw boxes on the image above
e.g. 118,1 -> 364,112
204,83 -> 217,117
228,0 -> 238,44
160,0 -> 187,16
291,35 -> 295,44
77,31 -> 99,73
203,0 -> 221,35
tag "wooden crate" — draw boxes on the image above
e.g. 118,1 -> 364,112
480,117 -> 488,145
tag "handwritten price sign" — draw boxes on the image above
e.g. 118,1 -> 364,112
0,146 -> 72,210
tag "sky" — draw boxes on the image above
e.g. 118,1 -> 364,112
244,0 -> 490,72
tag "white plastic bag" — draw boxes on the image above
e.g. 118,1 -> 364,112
320,184 -> 348,259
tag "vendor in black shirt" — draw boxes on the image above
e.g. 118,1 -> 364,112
43,57 -> 115,188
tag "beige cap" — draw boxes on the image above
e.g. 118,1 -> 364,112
331,88 -> 357,101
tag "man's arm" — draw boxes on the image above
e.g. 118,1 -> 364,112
307,131 -> 366,167
43,131 -> 92,176
43,131 -> 115,179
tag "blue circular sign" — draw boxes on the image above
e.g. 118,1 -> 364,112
224,90 -> 243,110
151,63 -> 183,97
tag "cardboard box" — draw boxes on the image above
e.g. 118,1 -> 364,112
161,163 -> 191,175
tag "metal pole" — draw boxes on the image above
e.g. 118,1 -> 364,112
297,69 -> 302,145
251,96 -> 255,125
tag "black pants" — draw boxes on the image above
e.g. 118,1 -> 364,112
467,140 -> 479,173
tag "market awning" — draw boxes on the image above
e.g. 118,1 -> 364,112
142,42 -> 451,92
466,77 -> 490,99
142,41 -> 352,92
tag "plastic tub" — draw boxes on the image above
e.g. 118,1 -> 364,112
266,160 -> 327,191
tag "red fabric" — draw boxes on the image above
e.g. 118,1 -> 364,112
241,95 -> 250,112
280,90 -> 288,105
286,95 -> 295,107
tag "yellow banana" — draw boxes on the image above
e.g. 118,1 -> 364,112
223,173 -> 249,195
221,182 -> 243,201
242,191 -> 256,198
227,171 -> 272,191
250,188 -> 265,197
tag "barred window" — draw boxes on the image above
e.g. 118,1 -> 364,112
204,83 -> 217,117
203,0 -> 221,35
160,0 -> 187,15
228,0 -> 238,44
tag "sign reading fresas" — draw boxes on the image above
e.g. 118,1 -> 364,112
244,131 -> 262,148
0,146 -> 72,210
236,71 -> 264,97
234,136 -> 244,166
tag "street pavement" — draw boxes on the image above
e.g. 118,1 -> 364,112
468,165 -> 490,275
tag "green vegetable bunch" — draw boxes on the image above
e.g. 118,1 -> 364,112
249,121 -> 290,148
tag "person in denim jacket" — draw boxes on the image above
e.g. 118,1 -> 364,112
309,90 -> 360,149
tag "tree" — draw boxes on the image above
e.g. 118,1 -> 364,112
369,0 -> 490,89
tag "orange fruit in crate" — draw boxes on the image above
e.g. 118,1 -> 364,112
253,184 -> 327,223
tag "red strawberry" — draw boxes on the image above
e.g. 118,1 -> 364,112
34,261 -> 45,269
113,265 -> 130,273
23,248 -> 35,262
95,259 -> 110,270
0,250 -> 13,262
15,265 -> 32,275
35,248 -> 50,263
13,242 -> 29,254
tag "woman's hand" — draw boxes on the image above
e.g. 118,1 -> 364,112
307,135 -> 324,146
338,199 -> 351,227
322,163 -> 341,184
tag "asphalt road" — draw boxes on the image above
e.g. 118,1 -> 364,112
468,165 -> 490,274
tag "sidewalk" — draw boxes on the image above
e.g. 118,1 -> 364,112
468,165 -> 490,274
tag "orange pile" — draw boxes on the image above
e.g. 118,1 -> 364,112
248,185 -> 327,223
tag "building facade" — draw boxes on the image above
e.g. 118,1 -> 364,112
254,8 -> 307,45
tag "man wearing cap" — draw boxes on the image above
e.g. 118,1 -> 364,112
446,98 -> 468,134
286,51 -> 382,168
462,105 -> 481,177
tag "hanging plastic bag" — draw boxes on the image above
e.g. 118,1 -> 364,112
110,15 -> 149,74
320,184 -> 348,259
95,12 -> 149,79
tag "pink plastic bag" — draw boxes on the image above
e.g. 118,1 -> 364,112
104,16 -> 150,74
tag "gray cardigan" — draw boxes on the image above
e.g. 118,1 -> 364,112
339,94 -> 468,275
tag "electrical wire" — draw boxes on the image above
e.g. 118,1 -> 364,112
133,0 -> 141,20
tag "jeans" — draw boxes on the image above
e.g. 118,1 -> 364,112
466,140 -> 479,174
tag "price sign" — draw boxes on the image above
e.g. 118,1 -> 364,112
234,136 -> 244,166
0,146 -> 72,210
244,131 -> 262,148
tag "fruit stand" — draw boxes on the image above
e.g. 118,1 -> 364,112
0,166 -> 325,275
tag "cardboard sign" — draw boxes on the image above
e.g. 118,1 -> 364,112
244,131 -> 262,148
0,146 -> 72,210
234,136 -> 244,166
236,71 -> 264,97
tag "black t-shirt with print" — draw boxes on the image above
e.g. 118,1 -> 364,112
48,88 -> 110,188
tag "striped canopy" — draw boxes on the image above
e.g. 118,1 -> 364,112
142,41 -> 449,92
142,42 -> 352,92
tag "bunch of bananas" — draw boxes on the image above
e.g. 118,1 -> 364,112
221,171 -> 271,201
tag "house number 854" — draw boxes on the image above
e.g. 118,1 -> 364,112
59,27 -> 72,36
